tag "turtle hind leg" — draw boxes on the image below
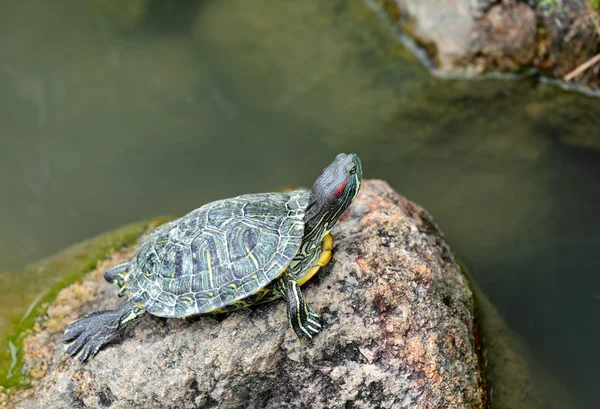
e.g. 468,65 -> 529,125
104,262 -> 129,288
277,277 -> 321,339
63,301 -> 145,362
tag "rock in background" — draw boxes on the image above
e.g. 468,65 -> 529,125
381,0 -> 600,94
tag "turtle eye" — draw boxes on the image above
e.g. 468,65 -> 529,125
349,165 -> 357,175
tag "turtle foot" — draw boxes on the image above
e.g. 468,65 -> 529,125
297,310 -> 322,339
63,301 -> 144,362
64,311 -> 120,362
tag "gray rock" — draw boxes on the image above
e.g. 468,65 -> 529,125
386,0 -> 600,93
14,180 -> 487,408
390,0 -> 536,72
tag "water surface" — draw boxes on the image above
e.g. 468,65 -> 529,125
1,0 -> 599,406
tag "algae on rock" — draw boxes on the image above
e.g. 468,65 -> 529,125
0,218 -> 167,393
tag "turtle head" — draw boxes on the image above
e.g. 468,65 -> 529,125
305,153 -> 362,235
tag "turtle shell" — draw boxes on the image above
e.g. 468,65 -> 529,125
125,190 -> 309,318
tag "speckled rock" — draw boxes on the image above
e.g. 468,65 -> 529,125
13,180 -> 486,409
387,0 -> 536,72
384,0 -> 600,93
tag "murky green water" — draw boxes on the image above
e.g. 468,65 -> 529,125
1,0 -> 599,406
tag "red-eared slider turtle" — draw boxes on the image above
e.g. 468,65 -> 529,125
64,153 -> 362,362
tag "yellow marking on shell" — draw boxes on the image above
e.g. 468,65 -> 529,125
229,283 -> 237,290
183,296 -> 194,303
246,245 -> 260,270
145,271 -> 151,277
252,274 -> 258,281
168,270 -> 175,289
207,250 -> 215,289
298,233 -> 333,287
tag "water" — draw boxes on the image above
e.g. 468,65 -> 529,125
1,0 -> 599,406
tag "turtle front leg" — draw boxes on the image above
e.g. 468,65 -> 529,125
104,262 -> 129,288
63,300 -> 145,362
277,277 -> 321,339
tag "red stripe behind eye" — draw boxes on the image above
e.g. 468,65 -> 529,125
333,179 -> 348,198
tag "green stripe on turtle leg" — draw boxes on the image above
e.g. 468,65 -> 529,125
277,277 -> 321,339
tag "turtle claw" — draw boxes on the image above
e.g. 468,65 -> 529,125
65,333 -> 100,362
307,311 -> 321,330
63,320 -> 85,344
309,311 -> 320,321
296,310 -> 322,339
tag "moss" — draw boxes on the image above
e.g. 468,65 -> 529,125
0,217 -> 171,392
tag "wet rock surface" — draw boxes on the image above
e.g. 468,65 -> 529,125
12,180 -> 486,408
384,0 -> 600,93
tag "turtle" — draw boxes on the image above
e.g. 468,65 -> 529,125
63,153 -> 362,362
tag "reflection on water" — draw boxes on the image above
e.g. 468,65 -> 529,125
1,0 -> 599,406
